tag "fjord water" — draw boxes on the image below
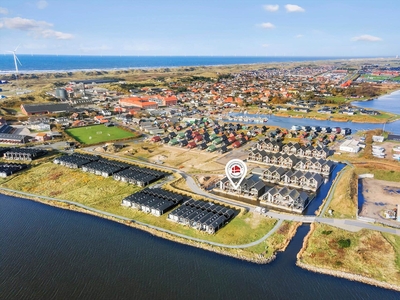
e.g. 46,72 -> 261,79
228,112 -> 400,134
1,194 -> 399,300
353,90 -> 400,115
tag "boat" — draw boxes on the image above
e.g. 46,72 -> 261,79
291,125 -> 301,131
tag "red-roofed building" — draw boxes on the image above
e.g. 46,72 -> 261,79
119,97 -> 158,109
94,115 -> 105,122
163,96 -> 178,106
187,141 -> 197,149
35,132 -> 51,142
151,136 -> 161,142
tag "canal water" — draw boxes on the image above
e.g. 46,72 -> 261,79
1,194 -> 399,299
358,179 -> 365,215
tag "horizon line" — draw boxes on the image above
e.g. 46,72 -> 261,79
1,54 -> 397,58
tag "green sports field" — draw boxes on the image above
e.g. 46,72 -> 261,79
65,125 -> 136,144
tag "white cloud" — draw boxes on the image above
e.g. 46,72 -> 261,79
37,0 -> 48,9
295,34 -> 303,38
259,22 -> 275,29
0,7 -> 8,14
2,17 -> 51,30
351,34 -> 382,42
263,4 -> 279,12
40,29 -> 73,39
285,4 -> 305,12
262,44 -> 270,48
0,17 -> 74,39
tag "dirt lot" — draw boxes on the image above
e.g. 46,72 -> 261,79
373,141 -> 400,160
147,145 -> 225,173
360,178 -> 400,222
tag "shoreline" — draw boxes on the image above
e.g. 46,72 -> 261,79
296,261 -> 400,292
0,188 -> 278,265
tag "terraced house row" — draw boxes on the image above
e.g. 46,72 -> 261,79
216,176 -> 310,213
54,153 -> 167,187
259,186 -> 310,212
0,163 -> 28,177
254,166 -> 324,191
248,150 -> 334,175
252,140 -> 330,159
2,147 -> 48,161
121,188 -> 183,216
168,199 -> 236,234
217,176 -> 266,199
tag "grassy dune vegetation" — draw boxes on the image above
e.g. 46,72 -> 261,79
0,162 -> 278,247
1,162 -> 139,204
300,224 -> 400,286
354,162 -> 400,182
65,125 -> 136,145
325,167 -> 358,218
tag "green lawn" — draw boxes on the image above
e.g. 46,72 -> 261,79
361,74 -> 392,81
65,125 -> 136,144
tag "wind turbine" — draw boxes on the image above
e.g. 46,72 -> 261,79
8,45 -> 22,91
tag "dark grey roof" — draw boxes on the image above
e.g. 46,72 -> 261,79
0,133 -> 28,141
22,103 -> 72,114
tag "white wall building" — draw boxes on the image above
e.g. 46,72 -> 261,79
339,139 -> 360,153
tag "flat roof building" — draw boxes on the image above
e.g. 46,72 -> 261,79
339,139 -> 360,153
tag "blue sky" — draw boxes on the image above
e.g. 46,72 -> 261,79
0,0 -> 399,56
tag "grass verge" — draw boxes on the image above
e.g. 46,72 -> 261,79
325,166 -> 358,218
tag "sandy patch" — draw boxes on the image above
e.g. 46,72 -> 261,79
149,145 -> 224,172
360,178 -> 400,221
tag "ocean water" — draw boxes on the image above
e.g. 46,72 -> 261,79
0,55 -> 364,73
1,194 -> 400,300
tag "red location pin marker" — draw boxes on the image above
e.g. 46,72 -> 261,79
225,159 -> 247,189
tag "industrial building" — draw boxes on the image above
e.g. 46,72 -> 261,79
20,103 -> 73,116
339,139 -> 361,153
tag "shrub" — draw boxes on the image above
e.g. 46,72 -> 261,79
322,230 -> 333,235
338,238 -> 351,248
